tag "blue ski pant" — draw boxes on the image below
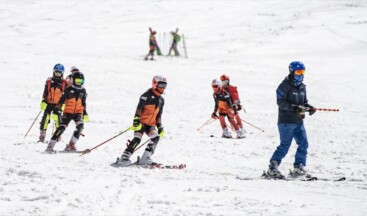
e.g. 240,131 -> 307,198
270,123 -> 309,167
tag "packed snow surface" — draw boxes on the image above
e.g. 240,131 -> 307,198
1,0 -> 367,215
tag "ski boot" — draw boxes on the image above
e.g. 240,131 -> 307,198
45,140 -> 56,154
113,151 -> 132,167
138,150 -> 153,165
38,130 -> 46,142
291,164 -> 307,177
266,160 -> 284,179
236,129 -> 246,139
64,143 -> 77,152
222,128 -> 232,138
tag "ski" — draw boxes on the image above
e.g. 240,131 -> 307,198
236,171 -> 345,182
110,157 -> 186,169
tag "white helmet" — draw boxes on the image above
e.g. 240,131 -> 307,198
152,75 -> 167,92
211,79 -> 222,88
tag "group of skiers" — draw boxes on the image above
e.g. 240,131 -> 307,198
38,60 -> 316,179
145,29 -> 181,60
39,64 -> 88,153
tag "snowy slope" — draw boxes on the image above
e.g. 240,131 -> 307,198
1,0 -> 367,215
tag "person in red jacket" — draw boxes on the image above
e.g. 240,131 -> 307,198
220,74 -> 245,132
116,75 -> 167,166
211,79 -> 245,139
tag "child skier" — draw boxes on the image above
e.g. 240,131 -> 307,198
66,66 -> 79,86
38,63 -> 67,142
45,71 -> 89,153
116,75 -> 167,166
220,74 -> 244,131
170,31 -> 181,56
144,31 -> 158,60
211,79 -> 245,139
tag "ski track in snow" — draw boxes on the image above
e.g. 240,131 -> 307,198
1,0 -> 367,215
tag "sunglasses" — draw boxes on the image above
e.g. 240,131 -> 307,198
74,78 -> 84,85
294,70 -> 305,76
157,82 -> 167,89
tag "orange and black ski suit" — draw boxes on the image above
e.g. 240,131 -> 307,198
124,88 -> 164,155
213,89 -> 239,131
39,77 -> 66,130
50,85 -> 88,141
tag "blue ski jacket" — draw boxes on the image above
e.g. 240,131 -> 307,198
276,75 -> 308,124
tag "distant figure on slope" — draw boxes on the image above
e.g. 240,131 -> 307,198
170,31 -> 181,56
116,75 -> 167,166
144,31 -> 158,60
211,79 -> 245,139
66,66 -> 80,87
45,72 -> 89,153
267,61 -> 316,179
220,74 -> 245,133
38,63 -> 67,142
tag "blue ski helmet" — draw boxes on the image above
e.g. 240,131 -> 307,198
289,61 -> 305,74
53,63 -> 65,77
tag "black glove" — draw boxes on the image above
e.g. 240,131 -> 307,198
305,104 -> 316,116
293,105 -> 306,119
237,104 -> 242,111
133,116 -> 140,127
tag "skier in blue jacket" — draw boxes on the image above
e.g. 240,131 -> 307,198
267,61 -> 316,178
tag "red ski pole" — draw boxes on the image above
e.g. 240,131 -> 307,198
241,119 -> 265,133
312,108 -> 339,112
197,118 -> 216,132
80,126 -> 133,156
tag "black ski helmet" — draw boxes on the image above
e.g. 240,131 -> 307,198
73,71 -> 85,86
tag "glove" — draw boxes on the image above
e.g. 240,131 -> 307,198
40,100 -> 47,110
305,104 -> 316,116
133,116 -> 142,131
237,104 -> 242,111
229,109 -> 235,115
83,115 -> 89,122
211,112 -> 218,119
158,126 -> 165,137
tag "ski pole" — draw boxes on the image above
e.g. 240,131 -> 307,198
197,118 -> 216,132
24,110 -> 42,138
80,126 -> 134,156
312,108 -> 339,112
241,119 -> 265,133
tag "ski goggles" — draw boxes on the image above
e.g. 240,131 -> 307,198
157,82 -> 167,89
74,78 -> 84,85
294,70 -> 305,75
212,85 -> 220,89
54,70 -> 63,74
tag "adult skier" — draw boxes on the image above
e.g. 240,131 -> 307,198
116,75 -> 167,166
45,71 -> 89,153
220,74 -> 244,131
211,79 -> 245,139
66,66 -> 79,86
38,63 -> 67,142
267,61 -> 316,178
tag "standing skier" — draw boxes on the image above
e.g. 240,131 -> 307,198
170,31 -> 181,56
220,74 -> 244,131
66,66 -> 79,86
45,71 -> 89,153
211,79 -> 245,139
38,63 -> 67,142
117,75 -> 167,166
144,31 -> 158,60
267,61 -> 316,178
